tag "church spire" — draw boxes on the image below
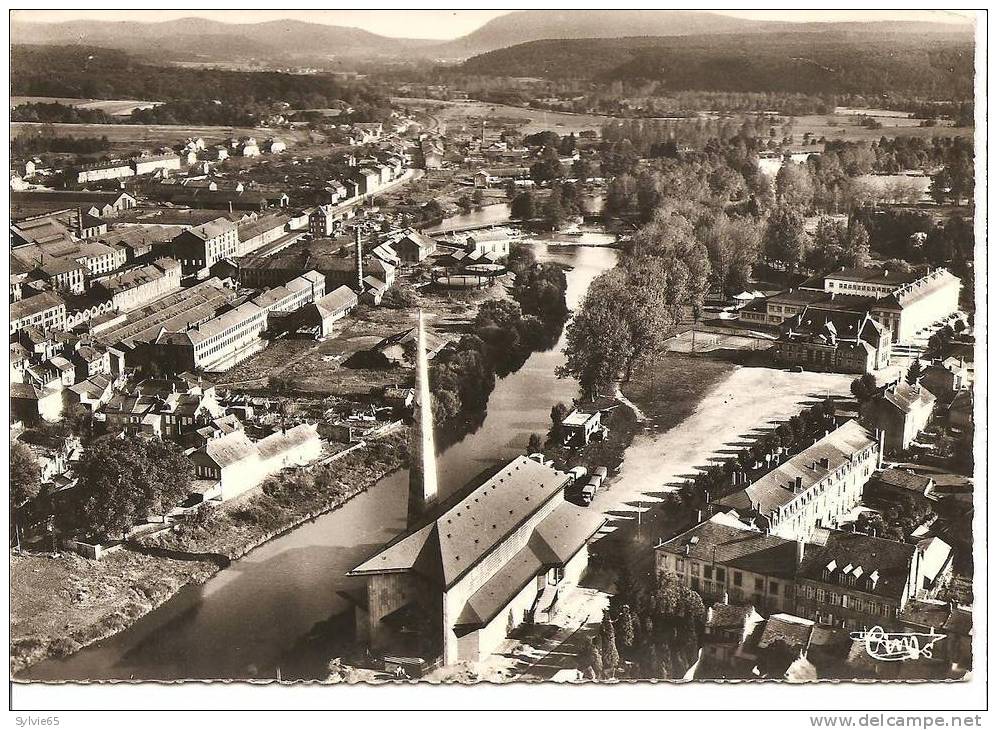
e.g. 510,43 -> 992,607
408,309 -> 438,526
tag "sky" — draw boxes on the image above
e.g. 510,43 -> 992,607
12,9 -> 975,40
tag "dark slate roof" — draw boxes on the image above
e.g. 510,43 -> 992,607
871,468 -> 933,495
707,603 -> 756,631
757,614 -> 814,651
798,530 -> 916,601
656,516 -> 799,580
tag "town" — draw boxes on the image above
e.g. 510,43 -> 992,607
8,11 -> 977,689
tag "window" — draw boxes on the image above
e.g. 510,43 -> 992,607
703,565 -> 713,580
691,563 -> 700,576
716,568 -> 725,583
769,581 -> 779,595
674,557 -> 684,573
733,571 -> 743,587
755,577 -> 764,592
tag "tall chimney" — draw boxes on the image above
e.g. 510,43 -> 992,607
796,538 -> 805,568
407,309 -> 438,527
354,226 -> 364,292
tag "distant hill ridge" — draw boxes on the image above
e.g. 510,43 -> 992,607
10,10 -> 973,63
458,31 -> 975,98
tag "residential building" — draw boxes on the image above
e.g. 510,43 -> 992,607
921,358 -> 970,401
712,420 -> 880,542
700,602 -> 765,676
864,468 -> 935,511
191,423 -> 321,501
863,381 -> 936,454
10,292 -> 66,335
262,138 -> 286,154
655,514 -> 801,615
172,218 -> 240,272
794,530 -> 922,630
350,455 -> 606,664
310,205 -> 339,237
10,382 -> 64,423
352,167 -> 381,196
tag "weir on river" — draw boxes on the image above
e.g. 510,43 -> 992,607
21,240 -> 618,682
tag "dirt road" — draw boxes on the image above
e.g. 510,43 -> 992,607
590,365 -> 855,539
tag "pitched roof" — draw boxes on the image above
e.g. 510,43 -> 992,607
824,266 -> 920,287
757,614 -> 815,651
871,468 -> 933,495
350,456 -> 573,589
882,382 -> 936,414
455,502 -> 604,628
310,285 -> 358,318
714,420 -> 876,516
657,515 -> 799,579
798,530 -> 916,600
202,431 -> 259,468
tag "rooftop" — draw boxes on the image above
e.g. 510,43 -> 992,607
350,455 -> 573,589
657,514 -> 799,580
713,420 -> 876,517
798,529 -> 917,601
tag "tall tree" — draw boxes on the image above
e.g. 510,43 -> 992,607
10,442 -> 42,511
775,162 -> 815,211
764,205 -> 806,275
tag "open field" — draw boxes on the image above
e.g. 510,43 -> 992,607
789,114 -> 973,142
396,97 -> 617,136
399,98 -> 974,140
11,95 -> 165,116
595,364 -> 854,549
10,121 -> 312,155
10,549 -> 216,675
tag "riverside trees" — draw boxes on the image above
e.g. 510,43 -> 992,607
58,435 -> 194,540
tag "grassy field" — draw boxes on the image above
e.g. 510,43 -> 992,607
10,121 -> 313,156
10,549 -> 216,675
398,97 -> 616,136
400,98 -> 975,140
11,95 -> 164,116
788,113 -> 973,142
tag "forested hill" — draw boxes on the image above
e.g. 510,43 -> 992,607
460,32 -> 975,98
10,45 -> 387,110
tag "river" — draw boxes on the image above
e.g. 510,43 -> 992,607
21,238 -> 618,682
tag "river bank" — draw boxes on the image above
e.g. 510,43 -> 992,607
10,433 -> 406,677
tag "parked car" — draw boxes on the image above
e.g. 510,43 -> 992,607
592,466 -> 609,482
580,482 -> 597,505
567,465 -> 588,483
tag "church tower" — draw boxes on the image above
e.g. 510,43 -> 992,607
407,309 -> 438,526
